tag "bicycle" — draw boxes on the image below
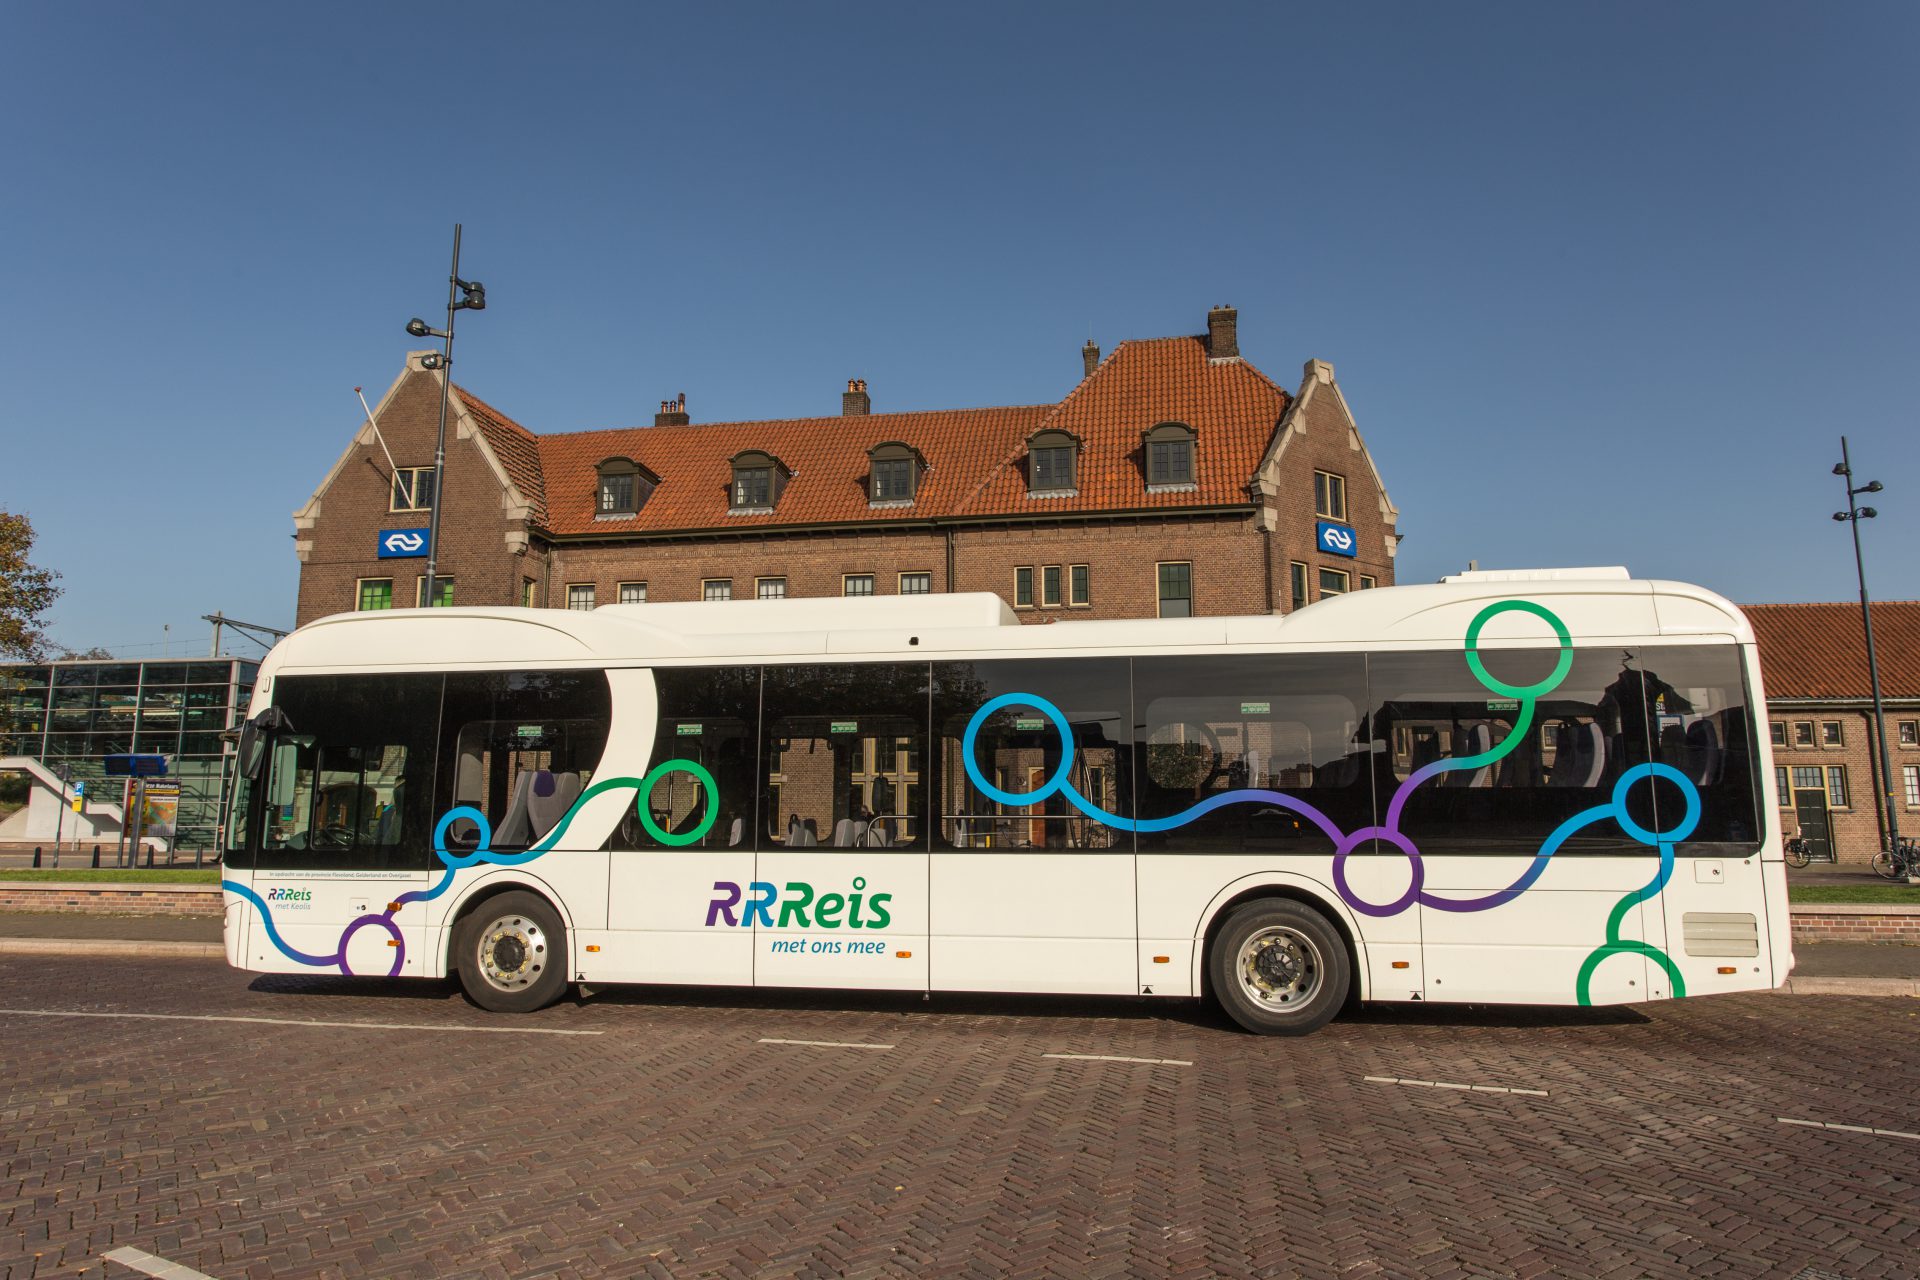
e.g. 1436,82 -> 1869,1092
1784,835 -> 1813,868
1870,836 -> 1920,882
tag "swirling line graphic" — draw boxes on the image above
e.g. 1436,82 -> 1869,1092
959,599 -> 1694,1004
224,760 -> 716,975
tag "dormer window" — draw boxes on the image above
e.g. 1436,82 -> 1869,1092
866,441 -> 926,506
1026,430 -> 1080,496
1143,422 -> 1196,490
596,457 -> 656,518
729,450 -> 790,513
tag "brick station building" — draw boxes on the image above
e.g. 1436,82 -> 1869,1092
1746,600 -> 1920,864
293,305 -> 1401,627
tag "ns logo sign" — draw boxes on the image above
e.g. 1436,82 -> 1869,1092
1316,521 -> 1357,558
377,528 -> 431,558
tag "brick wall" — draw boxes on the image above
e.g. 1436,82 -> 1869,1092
1789,903 -> 1920,944
295,370 -> 529,623
1768,704 -> 1920,863
1267,368 -> 1397,610
0,882 -> 223,916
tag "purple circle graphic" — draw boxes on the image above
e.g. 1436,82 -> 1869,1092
1332,827 -> 1425,917
338,913 -> 406,977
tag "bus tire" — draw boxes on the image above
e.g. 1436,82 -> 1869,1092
1208,899 -> 1349,1036
455,891 -> 569,1013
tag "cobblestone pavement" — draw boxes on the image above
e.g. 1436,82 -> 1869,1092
2,959 -> 1917,1279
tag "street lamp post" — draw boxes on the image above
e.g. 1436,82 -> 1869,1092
1831,436 -> 1904,872
405,224 -> 486,609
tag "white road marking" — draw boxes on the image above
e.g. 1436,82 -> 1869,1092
758,1037 -> 894,1050
0,1008 -> 601,1036
1778,1116 -> 1920,1141
103,1245 -> 220,1279
1043,1053 -> 1192,1067
1365,1075 -> 1548,1097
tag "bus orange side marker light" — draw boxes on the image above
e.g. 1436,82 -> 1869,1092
585,945 -> 602,953
1152,956 -> 1170,964
386,940 -> 399,948
896,951 -> 912,959
387,902 -> 403,912
1717,966 -> 1736,974
1392,961 -> 1410,969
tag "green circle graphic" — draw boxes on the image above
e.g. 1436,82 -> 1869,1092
1464,599 -> 1574,700
635,759 -> 720,846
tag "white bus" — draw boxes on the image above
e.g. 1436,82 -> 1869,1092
220,568 -> 1790,1035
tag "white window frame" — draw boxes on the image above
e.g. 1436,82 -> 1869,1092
1069,564 -> 1089,607
1821,720 -> 1843,747
356,577 -> 394,611
1156,561 -> 1192,618
390,466 -> 434,512
1014,566 -> 1034,609
617,582 -> 647,604
842,574 -> 876,598
1313,470 -> 1347,521
756,577 -> 787,600
565,583 -> 596,611
1041,565 -> 1062,608
1318,567 -> 1350,598
703,579 -> 733,602
898,571 -> 932,595
1903,764 -> 1919,809
1825,765 -> 1849,809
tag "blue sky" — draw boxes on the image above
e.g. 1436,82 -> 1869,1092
2,2 -> 1914,657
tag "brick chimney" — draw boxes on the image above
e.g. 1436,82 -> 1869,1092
842,378 -> 870,416
654,393 -> 689,427
1207,305 -> 1239,360
1082,341 -> 1100,378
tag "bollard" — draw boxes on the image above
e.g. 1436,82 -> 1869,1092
91,845 -> 101,869
144,845 -> 153,869
194,847 -> 204,868
32,847 -> 41,868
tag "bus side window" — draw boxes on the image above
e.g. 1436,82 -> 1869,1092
1130,652 -> 1371,855
439,671 -> 611,854
931,657 -> 1132,852
761,663 -> 929,851
1365,648 -> 1654,856
254,674 -> 443,871
619,665 -> 760,851
1633,645 -> 1762,853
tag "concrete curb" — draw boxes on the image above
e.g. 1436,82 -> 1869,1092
0,938 -> 223,960
1776,975 -> 1920,997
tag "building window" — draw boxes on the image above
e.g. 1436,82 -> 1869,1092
1319,568 -> 1350,597
415,576 -> 453,608
1822,720 -> 1843,747
1359,575 -> 1377,590
618,582 -> 647,604
521,578 -> 536,608
1070,564 -> 1089,607
1042,566 -> 1062,607
390,467 -> 434,512
757,577 -> 787,600
843,574 -> 876,597
728,451 -> 788,512
1792,766 -> 1824,792
867,443 -> 925,505
1014,567 -> 1034,608
1313,470 -> 1347,520
1793,721 -> 1814,747
1026,430 -> 1079,495
1770,722 -> 1787,747
357,578 -> 393,611
1904,764 -> 1919,808
1826,765 -> 1849,809
899,572 -> 931,595
1157,562 -> 1192,618
1143,422 -> 1196,488
1901,720 -> 1918,746
1775,766 -> 1793,809
1290,562 -> 1309,611
566,584 -> 596,611
703,579 -> 733,602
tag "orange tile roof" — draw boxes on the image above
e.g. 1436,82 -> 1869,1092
1744,601 -> 1920,700
453,332 -> 1290,537
457,388 -> 548,524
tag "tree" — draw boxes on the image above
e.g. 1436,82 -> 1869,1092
0,511 -> 61,662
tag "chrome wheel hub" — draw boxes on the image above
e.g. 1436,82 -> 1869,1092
477,913 -> 546,992
1237,926 -> 1321,1007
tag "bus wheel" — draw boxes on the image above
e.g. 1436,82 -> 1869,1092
1209,899 -> 1350,1036
457,891 -> 569,1013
